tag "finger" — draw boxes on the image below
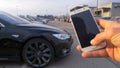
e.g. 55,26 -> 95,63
111,33 -> 120,47
114,47 -> 120,62
91,32 -> 106,46
82,49 -> 108,58
97,19 -> 113,29
76,45 -> 81,51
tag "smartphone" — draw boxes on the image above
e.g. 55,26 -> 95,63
70,7 -> 106,52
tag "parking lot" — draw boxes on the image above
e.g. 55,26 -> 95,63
0,21 -> 120,68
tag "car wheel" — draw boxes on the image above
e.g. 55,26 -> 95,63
22,38 -> 54,68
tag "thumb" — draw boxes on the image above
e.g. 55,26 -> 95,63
91,32 -> 106,46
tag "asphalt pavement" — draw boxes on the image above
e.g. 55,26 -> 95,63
0,21 -> 120,68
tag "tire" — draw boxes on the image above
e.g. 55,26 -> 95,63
22,38 -> 54,68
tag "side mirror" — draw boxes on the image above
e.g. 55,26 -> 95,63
0,23 -> 5,28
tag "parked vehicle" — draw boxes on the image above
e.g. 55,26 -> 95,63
0,11 -> 73,68
19,16 -> 45,24
37,17 -> 50,24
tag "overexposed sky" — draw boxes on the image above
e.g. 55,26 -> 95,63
0,0 -> 120,16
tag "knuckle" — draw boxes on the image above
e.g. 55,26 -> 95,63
106,23 -> 113,28
107,29 -> 115,39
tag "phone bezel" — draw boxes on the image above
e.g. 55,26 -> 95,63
70,7 -> 106,52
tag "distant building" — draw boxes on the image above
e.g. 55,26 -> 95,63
95,2 -> 120,17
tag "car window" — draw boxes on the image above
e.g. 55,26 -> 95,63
0,12 -> 31,25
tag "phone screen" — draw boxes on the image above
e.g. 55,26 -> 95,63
71,10 -> 100,48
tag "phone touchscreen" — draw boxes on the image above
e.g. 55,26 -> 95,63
71,10 -> 100,48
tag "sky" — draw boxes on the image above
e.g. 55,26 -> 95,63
0,0 -> 120,16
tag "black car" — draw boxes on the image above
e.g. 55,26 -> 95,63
0,11 -> 73,68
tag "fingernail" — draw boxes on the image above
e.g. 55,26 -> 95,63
90,39 -> 95,45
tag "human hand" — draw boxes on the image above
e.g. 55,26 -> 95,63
77,19 -> 120,62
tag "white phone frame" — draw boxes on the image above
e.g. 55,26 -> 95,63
70,7 -> 106,52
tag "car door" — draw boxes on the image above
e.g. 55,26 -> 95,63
0,21 -> 21,59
